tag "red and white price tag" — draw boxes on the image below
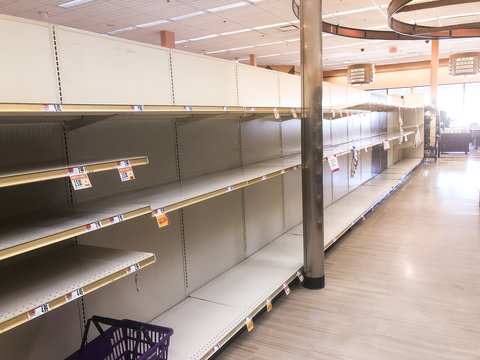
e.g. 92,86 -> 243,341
109,214 -> 124,225
68,166 -> 92,190
383,139 -> 391,151
291,108 -> 297,118
153,208 -> 170,228
85,221 -> 102,232
245,316 -> 254,332
130,105 -> 144,111
283,283 -> 291,295
212,344 -> 220,354
281,169 -> 285,175
226,186 -> 234,192
265,298 -> 272,312
404,135 -> 408,142
262,175 -> 267,181
273,108 -> 280,120
327,155 -> 340,173
116,160 -> 135,182
42,104 -> 62,112
65,288 -> 84,302
222,106 -> 229,111
184,106 -> 193,111
28,303 -> 50,320
126,263 -> 140,275
296,271 -> 304,282
250,107 -> 256,112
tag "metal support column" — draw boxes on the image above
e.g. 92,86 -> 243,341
301,0 -> 325,289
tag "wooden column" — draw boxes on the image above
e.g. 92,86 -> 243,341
430,40 -> 439,105
249,54 -> 257,67
160,30 -> 175,49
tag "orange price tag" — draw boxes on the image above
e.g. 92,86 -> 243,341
266,298 -> 272,312
153,209 -> 170,228
273,107 -> 280,120
68,166 -> 92,190
245,316 -> 254,332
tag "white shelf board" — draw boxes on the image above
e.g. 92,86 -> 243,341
152,234 -> 303,360
0,245 -> 155,333
324,131 -> 414,158
289,157 -> 423,248
0,155 -> 301,260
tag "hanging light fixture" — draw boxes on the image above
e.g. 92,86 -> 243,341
449,52 -> 480,76
347,63 -> 375,85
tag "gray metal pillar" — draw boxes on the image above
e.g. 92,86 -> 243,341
301,0 -> 325,289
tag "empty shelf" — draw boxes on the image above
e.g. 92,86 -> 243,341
289,157 -> 423,248
0,156 -> 148,188
151,233 -> 303,360
0,245 -> 155,334
324,131 -> 415,158
0,155 -> 301,261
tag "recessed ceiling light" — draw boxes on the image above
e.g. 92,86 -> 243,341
254,22 -> 289,30
58,0 -> 95,9
170,11 -> 205,21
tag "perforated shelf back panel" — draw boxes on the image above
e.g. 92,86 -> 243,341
0,15 -> 59,104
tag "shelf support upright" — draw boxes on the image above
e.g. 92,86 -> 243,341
300,0 -> 325,289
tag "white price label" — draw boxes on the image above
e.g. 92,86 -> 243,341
109,215 -> 124,225
226,186 -> 233,192
281,169 -> 285,175
291,108 -> 297,118
153,208 -> 166,216
42,104 -> 62,112
327,155 -> 340,172
126,263 -> 140,274
283,283 -> 291,295
184,106 -> 193,111
383,139 -> 391,151
404,135 -> 408,142
28,303 -> 50,320
116,160 -> 135,182
250,107 -> 256,112
296,271 -> 304,282
262,175 -> 267,181
273,108 -> 280,120
365,147 -> 368,153
130,105 -> 144,111
65,288 -> 84,302
212,345 -> 220,353
68,166 -> 92,190
85,221 -> 102,232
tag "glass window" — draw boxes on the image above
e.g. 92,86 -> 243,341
387,87 -> 410,96
413,86 -> 430,104
464,82 -> 480,128
367,89 -> 387,96
437,83 -> 464,126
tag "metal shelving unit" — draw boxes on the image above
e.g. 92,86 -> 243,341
0,245 -> 155,334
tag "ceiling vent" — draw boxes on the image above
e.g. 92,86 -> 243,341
277,24 -> 299,32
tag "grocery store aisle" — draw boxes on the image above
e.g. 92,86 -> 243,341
218,151 -> 480,360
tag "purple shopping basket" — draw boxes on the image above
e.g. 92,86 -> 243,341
65,316 -> 173,360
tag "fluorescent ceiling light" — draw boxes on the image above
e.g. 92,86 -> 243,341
208,2 -> 248,12
170,11 -> 205,21
258,53 -> 282,58
229,45 -> 255,51
286,38 -> 300,42
175,40 -> 188,44
220,28 -> 252,36
323,4 -> 388,19
136,19 -> 169,28
190,34 -> 219,41
254,22 -> 289,30
58,0 -> 94,8
106,26 -> 137,35
257,41 -> 283,47
205,49 -> 228,54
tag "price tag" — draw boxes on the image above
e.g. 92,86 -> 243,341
365,147 -> 368,153
153,209 -> 170,228
281,169 -> 285,175
265,298 -> 272,312
85,221 -> 102,232
327,155 -> 340,173
65,288 -> 84,302
42,104 -> 62,112
109,214 -> 124,225
126,263 -> 140,274
212,344 -> 220,354
262,175 -> 267,181
245,316 -> 254,332
332,110 -> 336,117
283,283 -> 291,295
383,139 -> 391,151
291,108 -> 297,118
28,303 -> 50,320
296,271 -> 304,282
293,166 -> 298,170
273,108 -> 280,120
226,186 -> 233,192
184,106 -> 193,111
116,160 -> 135,182
250,107 -> 256,112
68,166 -> 92,190
130,105 -> 144,111
222,106 -> 229,111
404,135 -> 408,142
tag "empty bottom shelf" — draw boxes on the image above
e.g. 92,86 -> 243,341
151,233 -> 303,360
